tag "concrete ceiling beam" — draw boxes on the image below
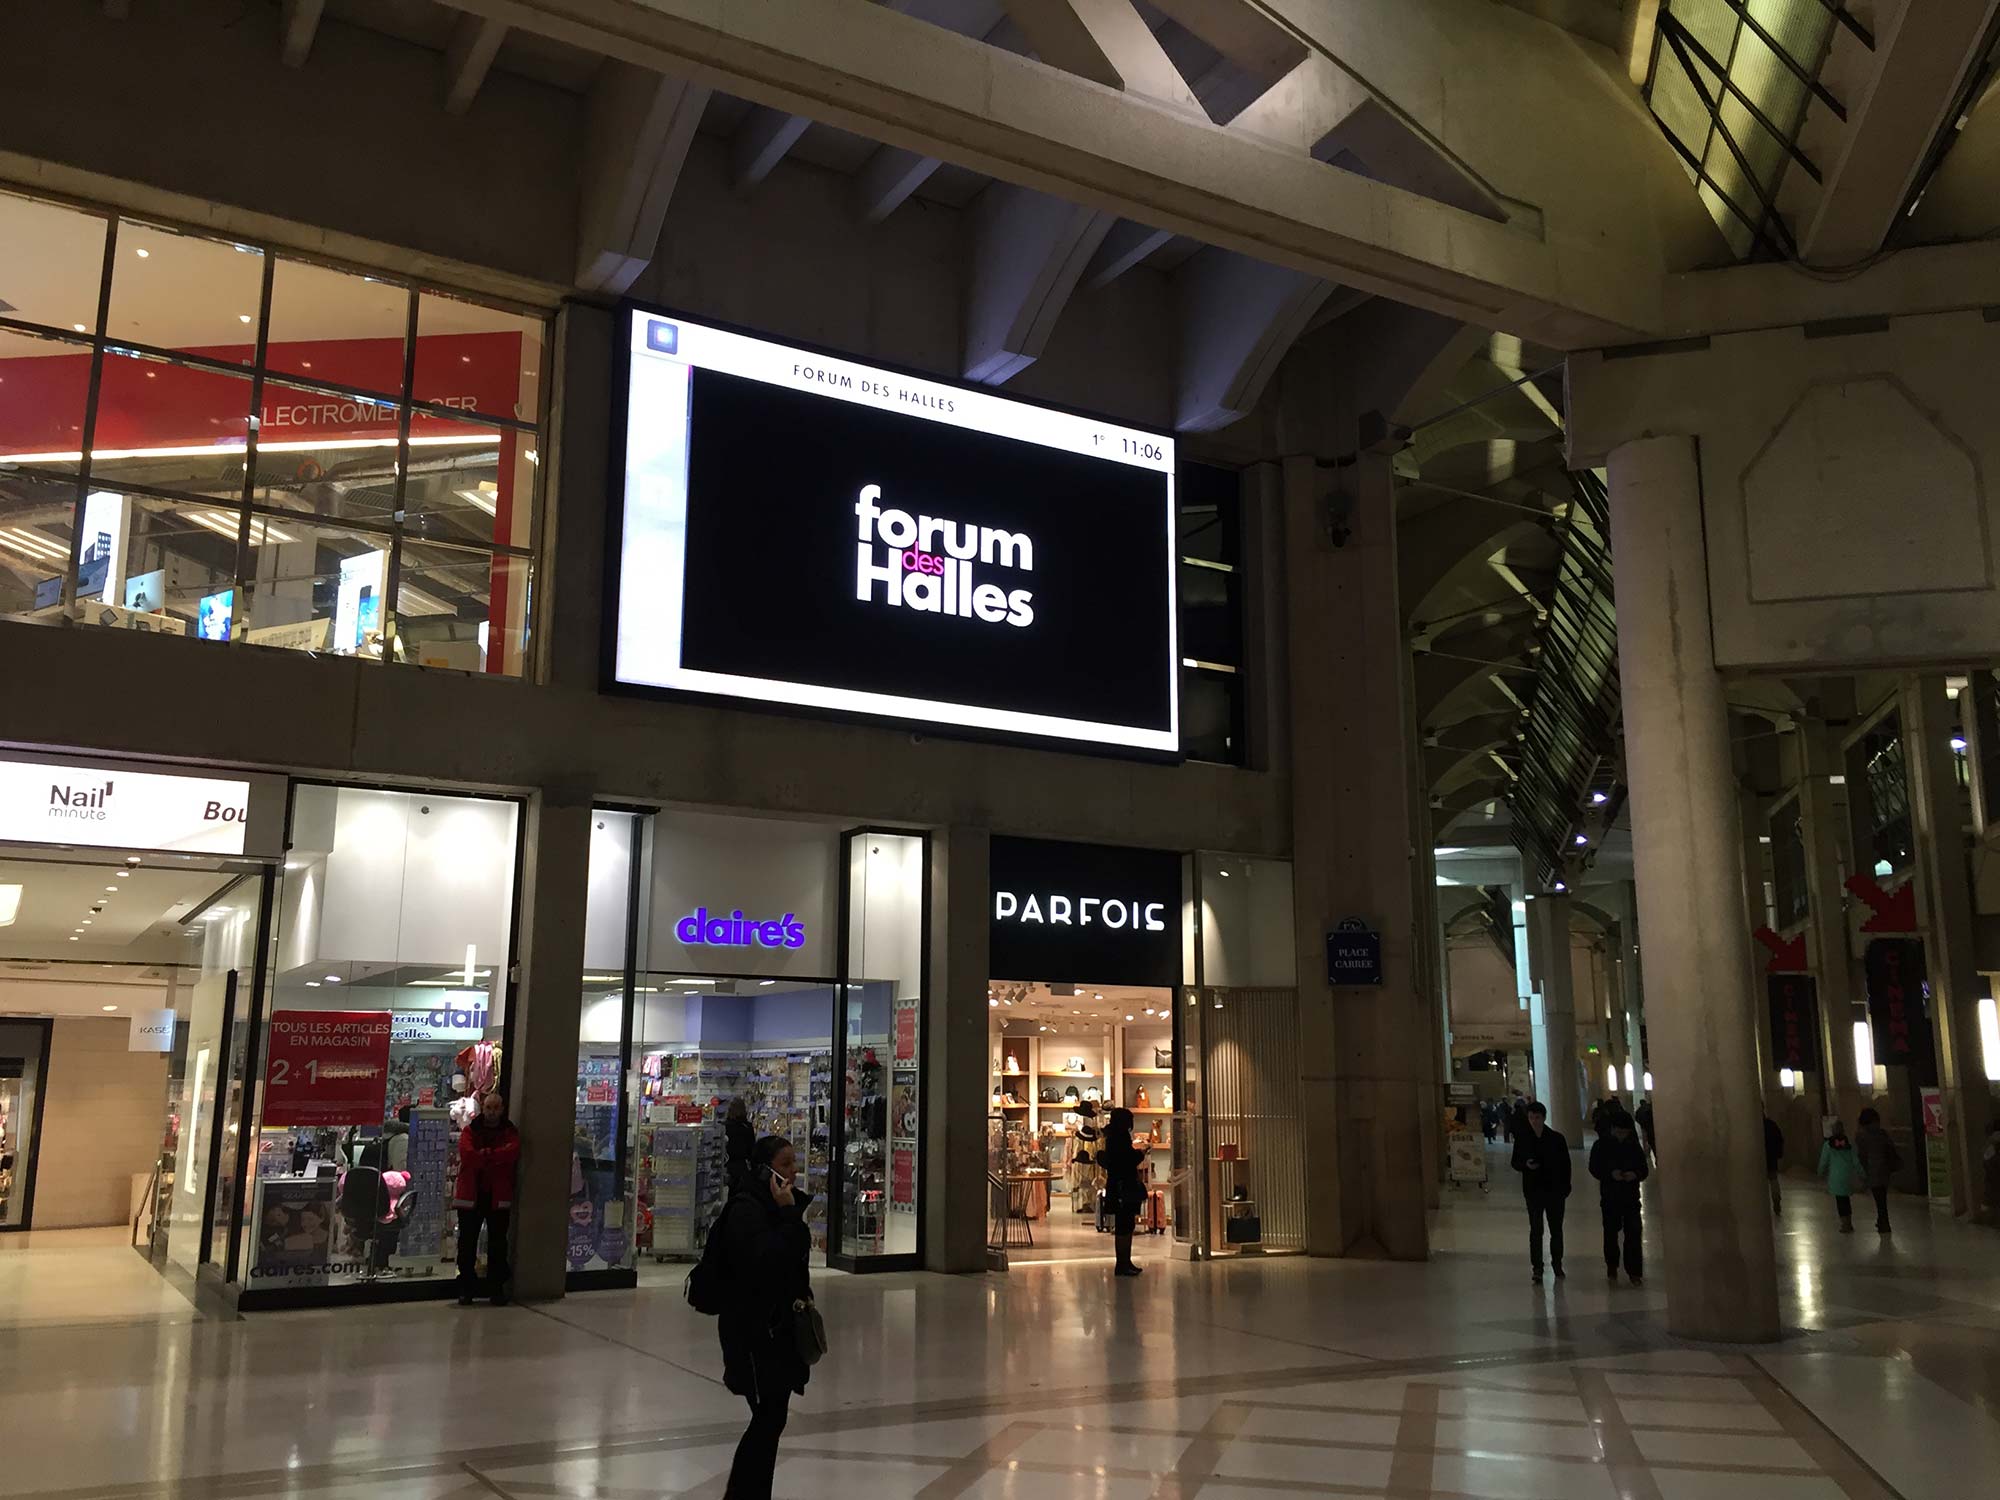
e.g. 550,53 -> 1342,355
963,186 -> 1114,383
279,0 -> 324,69
1174,249 -> 1334,431
733,104 -> 813,191
441,0 -> 1674,345
443,12 -> 509,116
1801,0 -> 2000,265
852,144 -> 945,223
574,61 -> 711,293
1083,218 -> 1177,289
1144,0 -> 1307,84
966,0 -> 1210,384
1002,0 -> 1202,109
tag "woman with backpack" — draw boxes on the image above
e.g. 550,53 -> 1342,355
714,1135 -> 814,1499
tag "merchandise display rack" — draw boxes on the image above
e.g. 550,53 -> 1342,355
636,1045 -> 832,1256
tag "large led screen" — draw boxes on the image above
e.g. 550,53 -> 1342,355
610,308 -> 1179,754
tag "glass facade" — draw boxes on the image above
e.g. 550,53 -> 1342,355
1179,462 -> 1245,765
238,784 -> 521,1297
0,188 -> 547,674
567,811 -> 927,1285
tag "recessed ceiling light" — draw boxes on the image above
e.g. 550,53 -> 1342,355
324,975 -> 341,984
73,322 -> 86,332
134,247 -> 149,258
68,936 -> 78,941
73,928 -> 83,935
125,856 -> 140,864
238,313 -> 252,324
1126,1015 -> 1135,1021
104,886 -> 118,893
101,1004 -> 118,1012
305,981 -> 319,988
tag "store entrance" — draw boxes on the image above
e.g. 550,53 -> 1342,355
0,847 -> 268,1327
574,973 -> 836,1282
988,982 -> 1175,1265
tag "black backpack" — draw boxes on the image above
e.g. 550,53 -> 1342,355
684,1200 -> 737,1315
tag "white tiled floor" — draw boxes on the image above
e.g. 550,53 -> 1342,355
2,1163 -> 1994,1500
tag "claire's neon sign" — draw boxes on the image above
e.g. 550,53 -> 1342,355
676,907 -> 807,950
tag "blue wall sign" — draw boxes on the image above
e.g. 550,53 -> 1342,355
1326,918 -> 1382,986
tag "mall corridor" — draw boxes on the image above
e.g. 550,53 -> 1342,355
4,1177 -> 1994,1500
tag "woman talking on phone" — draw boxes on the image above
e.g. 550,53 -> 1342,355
716,1135 -> 814,1499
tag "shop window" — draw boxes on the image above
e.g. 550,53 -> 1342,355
837,830 -> 924,1264
0,187 -> 547,676
107,220 -> 264,364
265,260 -> 409,389
0,190 -> 107,334
240,784 -> 520,1299
1178,462 -> 1245,765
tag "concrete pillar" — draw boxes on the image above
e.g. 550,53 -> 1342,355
1608,434 -> 1780,1343
1282,451 -> 1429,1259
1526,893 -> 1582,1140
926,826 -> 989,1272
1901,676 -> 1995,1216
508,789 -> 594,1301
1796,719 -> 1856,1121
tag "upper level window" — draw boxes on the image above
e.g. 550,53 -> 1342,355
1178,462 -> 1245,765
0,188 -> 547,676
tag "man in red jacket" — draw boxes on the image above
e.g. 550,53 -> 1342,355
454,1091 -> 521,1305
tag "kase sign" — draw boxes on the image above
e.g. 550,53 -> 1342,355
611,308 -> 1179,753
262,1011 -> 392,1127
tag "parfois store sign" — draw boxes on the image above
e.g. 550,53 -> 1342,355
0,757 -> 253,855
989,836 -> 1180,987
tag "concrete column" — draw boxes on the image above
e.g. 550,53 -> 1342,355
1901,675 -> 1995,1216
1608,434 -> 1779,1342
508,788 -> 594,1301
1526,893 -> 1582,1140
1283,450 -> 1429,1260
1796,719 -> 1856,1120
926,825 -> 989,1272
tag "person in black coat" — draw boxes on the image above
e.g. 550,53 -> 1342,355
716,1134 -> 813,1500
1510,1101 -> 1571,1284
1100,1107 -> 1150,1278
1589,1108 -> 1651,1284
724,1098 -> 756,1198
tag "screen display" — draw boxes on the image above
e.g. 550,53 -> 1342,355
611,309 -> 1179,753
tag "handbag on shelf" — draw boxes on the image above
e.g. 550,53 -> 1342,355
1040,1086 -> 1063,1103
1064,1085 -> 1081,1103
1153,1046 -> 1172,1069
1066,1057 -> 1088,1074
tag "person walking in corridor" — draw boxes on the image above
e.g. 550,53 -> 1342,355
1765,1114 -> 1785,1216
1819,1120 -> 1865,1233
1101,1106 -> 1150,1277
1634,1098 -> 1657,1165
1589,1107 -> 1649,1284
453,1091 -> 520,1306
717,1135 -> 814,1499
1854,1109 -> 1901,1234
1510,1101 -> 1571,1283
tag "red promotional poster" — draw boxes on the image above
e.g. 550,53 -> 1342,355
892,1146 -> 915,1207
675,1101 -> 707,1125
894,1004 -> 917,1062
585,1079 -> 616,1105
261,1010 -> 392,1127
